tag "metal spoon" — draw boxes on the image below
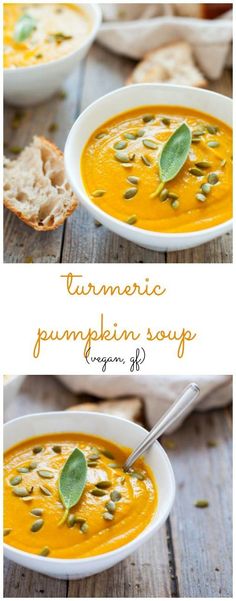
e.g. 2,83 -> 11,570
123,383 -> 200,471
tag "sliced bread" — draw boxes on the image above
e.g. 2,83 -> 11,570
67,398 -> 143,423
4,136 -> 78,231
126,41 -> 206,87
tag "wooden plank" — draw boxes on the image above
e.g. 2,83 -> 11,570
4,562 -> 68,598
166,232 -> 232,264
165,408 -> 232,597
61,44 -> 166,264
4,65 -> 83,263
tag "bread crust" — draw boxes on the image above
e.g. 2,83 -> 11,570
4,135 -> 78,231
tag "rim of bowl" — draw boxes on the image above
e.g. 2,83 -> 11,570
64,82 -> 232,241
4,3 -> 101,74
4,410 -> 176,565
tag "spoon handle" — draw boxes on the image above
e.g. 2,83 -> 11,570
123,383 -> 200,471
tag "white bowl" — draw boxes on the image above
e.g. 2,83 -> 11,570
4,411 -> 175,580
4,4 -> 101,106
3,375 -> 25,406
65,83 -> 232,252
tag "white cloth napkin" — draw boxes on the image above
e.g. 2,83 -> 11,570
97,5 -> 232,80
58,375 -> 232,431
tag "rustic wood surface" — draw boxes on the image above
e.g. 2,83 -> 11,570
4,376 -> 232,597
4,44 -> 232,264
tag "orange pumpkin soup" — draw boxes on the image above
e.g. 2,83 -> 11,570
4,433 -> 157,559
81,106 -> 232,233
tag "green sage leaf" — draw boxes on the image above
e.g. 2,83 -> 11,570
13,14 -> 36,43
159,123 -> 191,183
59,448 -> 87,523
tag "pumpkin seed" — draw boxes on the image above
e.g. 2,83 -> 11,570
37,470 -> 54,479
33,446 -> 43,454
105,500 -> 116,514
31,519 -> 44,532
192,137 -> 201,144
160,188 -> 169,202
4,528 -> 12,536
127,176 -> 139,185
136,129 -> 145,137
95,131 -> 107,139
124,132 -> 136,140
141,154 -> 151,166
75,516 -> 86,525
196,193 -> 206,203
220,159 -> 226,167
80,522 -> 89,533
22,497 -> 33,502
88,452 -> 100,461
161,117 -> 170,126
39,485 -> 52,496
208,172 -> 219,185
126,215 -> 137,225
91,488 -> 107,497
115,151 -> 130,163
110,490 -> 122,502
88,461 -> 98,467
103,512 -> 114,521
207,141 -> 220,148
10,475 -> 22,486
207,440 -> 218,447
124,187 -> 138,199
52,445 -> 61,454
167,193 -> 179,200
92,190 -> 105,198
67,514 -> 76,528
39,546 -> 50,556
143,139 -> 158,150
121,163 -> 133,168
193,129 -> 205,136
189,168 -> 204,177
31,508 -> 43,516
142,114 -> 155,123
114,140 -> 127,150
206,125 -> 218,134
17,467 -> 29,473
195,161 -> 211,169
119,476 -> 125,485
129,472 -> 145,481
201,183 -> 211,195
28,462 -> 38,470
108,462 -> 122,469
9,146 -> 22,154
12,486 -> 29,497
96,480 -> 112,489
171,200 -> 180,209
194,500 -> 209,508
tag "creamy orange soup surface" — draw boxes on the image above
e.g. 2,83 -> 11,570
4,433 -> 157,559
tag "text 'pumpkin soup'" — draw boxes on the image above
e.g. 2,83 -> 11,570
4,4 -> 91,68
81,106 -> 232,233
4,433 -> 157,559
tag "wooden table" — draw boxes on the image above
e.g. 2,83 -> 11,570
4,44 -> 232,264
4,376 -> 232,597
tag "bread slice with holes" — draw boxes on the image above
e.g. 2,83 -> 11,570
4,136 -> 78,231
126,41 -> 206,87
